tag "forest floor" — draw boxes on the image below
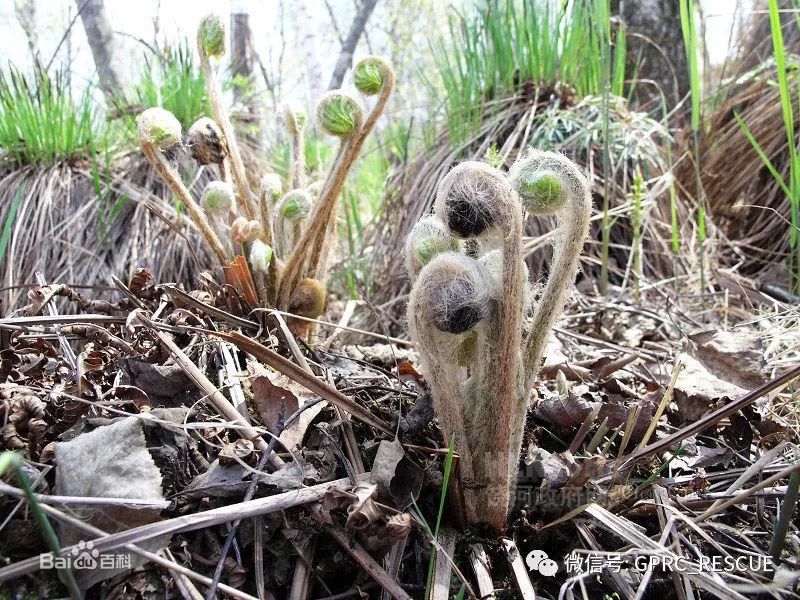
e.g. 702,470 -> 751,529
0,267 -> 799,599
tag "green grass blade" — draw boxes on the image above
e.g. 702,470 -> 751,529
0,186 -> 24,263
422,435 -> 456,599
0,452 -> 82,599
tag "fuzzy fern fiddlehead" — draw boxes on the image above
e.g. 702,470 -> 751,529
405,151 -> 591,530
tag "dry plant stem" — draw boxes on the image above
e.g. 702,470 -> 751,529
216,330 -> 394,434
279,72 -> 394,306
28,502 -> 259,600
311,509 -> 413,600
621,363 -> 800,471
199,54 -> 257,221
222,255 -> 259,307
0,482 -> 169,509
468,545 -> 495,600
288,540 -> 315,600
148,324 -> 284,468
500,538 -> 536,600
0,475 -> 370,582
432,528 -> 457,600
693,462 -> 800,525
140,144 -> 229,265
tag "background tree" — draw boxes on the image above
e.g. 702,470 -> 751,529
230,0 -> 262,147
614,0 -> 689,109
328,0 -> 378,90
76,0 -> 127,104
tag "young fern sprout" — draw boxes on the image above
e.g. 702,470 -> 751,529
230,217 -> 261,246
137,107 -> 229,265
249,239 -> 273,275
137,30 -> 395,315
186,117 -> 228,181
277,56 -> 395,311
505,151 -> 591,509
306,179 -> 324,200
285,277 -> 327,338
249,239 -> 274,306
407,252 -> 493,510
406,152 -> 591,530
275,189 -> 313,256
508,150 -> 592,385
258,173 -> 282,245
197,13 -> 258,222
201,180 -> 236,255
201,180 -> 235,217
254,173 -> 283,305
433,160 -> 525,527
405,215 -> 461,279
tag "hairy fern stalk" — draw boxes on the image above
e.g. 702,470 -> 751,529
137,13 -> 394,324
406,151 -> 591,530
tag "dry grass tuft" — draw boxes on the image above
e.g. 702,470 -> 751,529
0,157 -> 218,310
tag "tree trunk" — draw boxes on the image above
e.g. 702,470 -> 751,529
76,0 -> 126,104
327,0 -> 379,90
230,1 -> 262,148
294,0 -> 325,104
14,0 -> 41,68
614,0 -> 689,109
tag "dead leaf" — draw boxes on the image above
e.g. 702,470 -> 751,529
674,353 -> 748,421
371,439 -> 405,497
672,443 -> 732,470
533,385 -> 598,426
180,459 -> 250,498
600,310 -> 660,348
219,439 -> 255,465
689,329 -> 768,390
370,438 -> 424,508
251,362 -> 326,451
386,513 -> 412,540
54,417 -> 168,590
122,359 -> 193,397
524,447 -> 573,488
346,482 -> 384,531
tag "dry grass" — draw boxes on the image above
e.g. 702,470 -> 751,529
676,60 -> 798,281
0,156 -> 218,311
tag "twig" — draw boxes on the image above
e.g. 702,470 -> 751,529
32,501 -> 258,600
468,544 -> 495,600
432,527 -> 457,600
137,314 -> 283,467
211,330 -> 393,434
500,538 -> 536,600
621,364 -> 800,471
0,475 -> 371,582
311,508 -> 413,600
693,462 -> 800,524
